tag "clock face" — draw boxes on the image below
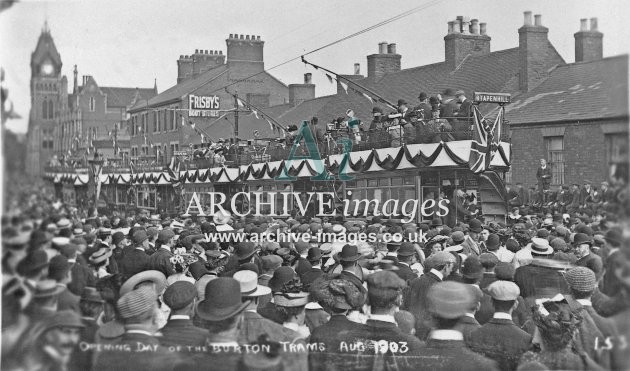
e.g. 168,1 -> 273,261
40,63 -> 54,76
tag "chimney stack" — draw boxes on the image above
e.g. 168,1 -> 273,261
518,11 -> 563,91
226,33 -> 265,75
367,41 -> 401,80
575,17 -> 603,62
289,73 -> 315,106
444,15 -> 491,70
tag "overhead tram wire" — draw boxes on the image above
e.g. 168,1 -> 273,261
197,0 -> 446,96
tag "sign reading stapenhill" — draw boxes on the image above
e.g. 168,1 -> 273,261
188,94 -> 220,117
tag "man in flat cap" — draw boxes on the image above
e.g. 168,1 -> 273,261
93,286 -> 181,371
413,281 -> 498,370
467,281 -> 532,371
146,229 -> 176,277
565,267 -> 615,369
346,271 -> 422,370
160,281 -> 207,347
405,251 -> 456,339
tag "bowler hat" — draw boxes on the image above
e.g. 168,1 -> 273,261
418,92 -> 428,100
235,242 -> 256,261
431,218 -> 443,227
189,261 -> 211,280
339,244 -> 361,262
573,233 -> 593,246
163,281 -> 197,310
16,249 -> 49,276
451,231 -> 465,244
605,229 -> 622,246
307,247 -> 322,261
112,232 -> 126,246
397,99 -> 408,106
132,230 -> 148,244
398,242 -> 416,257
469,219 -> 483,233
196,278 -> 249,321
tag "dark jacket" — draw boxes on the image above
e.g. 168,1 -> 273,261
344,319 -> 424,371
309,314 -> 368,371
238,310 -> 308,371
514,261 -> 570,299
159,317 -> 208,347
93,332 -> 182,371
405,271 -> 441,339
68,261 -> 97,296
57,285 -> 80,313
394,262 -> 417,282
414,337 -> 499,371
147,247 -> 176,277
536,166 -> 552,190
301,267 -> 324,288
120,248 -> 149,278
456,315 -> 481,341
467,317 -> 533,371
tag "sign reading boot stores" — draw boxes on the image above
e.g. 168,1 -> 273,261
188,94 -> 220,117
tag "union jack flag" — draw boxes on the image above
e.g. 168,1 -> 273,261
469,105 -> 504,174
167,156 -> 182,189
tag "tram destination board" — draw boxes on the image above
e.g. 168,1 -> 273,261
473,92 -> 511,104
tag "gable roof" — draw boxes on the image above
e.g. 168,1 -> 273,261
506,55 -> 629,124
131,65 -> 229,110
101,87 -> 157,108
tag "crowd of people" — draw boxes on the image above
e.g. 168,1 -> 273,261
2,178 -> 630,371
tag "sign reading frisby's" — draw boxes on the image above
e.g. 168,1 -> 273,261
188,94 -> 220,117
473,92 -> 511,104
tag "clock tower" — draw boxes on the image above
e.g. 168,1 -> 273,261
26,22 -> 67,177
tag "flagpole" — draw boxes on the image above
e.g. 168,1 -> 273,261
300,56 -> 397,108
224,88 -> 287,133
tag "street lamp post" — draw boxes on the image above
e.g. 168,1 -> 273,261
88,153 -> 104,207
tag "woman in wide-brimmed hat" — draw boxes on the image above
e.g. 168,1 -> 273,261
273,279 -> 310,340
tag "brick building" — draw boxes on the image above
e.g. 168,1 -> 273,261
507,19 -> 628,188
26,24 -> 157,177
128,34 -> 291,166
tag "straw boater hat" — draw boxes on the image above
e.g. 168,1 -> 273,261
88,246 -> 112,265
33,279 -> 65,298
273,291 -> 310,307
530,237 -> 554,255
120,270 -> 167,296
213,210 -> 232,225
234,270 -> 272,297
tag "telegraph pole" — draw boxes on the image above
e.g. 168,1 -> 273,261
234,90 -> 239,145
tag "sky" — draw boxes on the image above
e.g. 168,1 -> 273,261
1,0 -> 629,134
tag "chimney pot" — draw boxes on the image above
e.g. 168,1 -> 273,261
453,19 -> 461,33
219,50 -> 223,54
524,11 -> 533,26
229,33 -> 233,38
461,18 -> 470,34
480,22 -> 487,35
354,63 -> 360,75
471,19 -> 479,35
456,15 -> 463,21
387,43 -> 397,54
447,21 -> 454,34
304,73 -> 312,84
534,14 -> 542,26
180,55 -> 184,59
590,17 -> 598,31
378,42 -> 388,54
580,19 -> 588,31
